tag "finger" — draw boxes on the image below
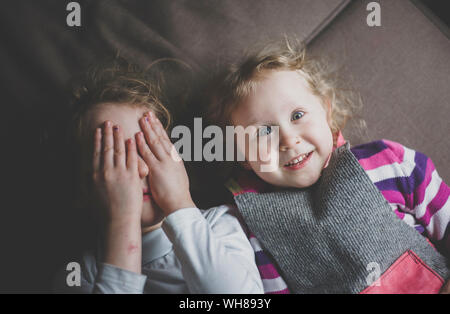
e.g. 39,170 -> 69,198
150,112 -> 167,138
102,121 -> 114,169
168,143 -> 182,162
92,128 -> 102,172
148,112 -> 174,157
137,156 -> 149,178
126,138 -> 138,172
113,125 -> 126,168
136,131 -> 158,167
139,115 -> 166,160
153,115 -> 181,161
151,113 -> 175,155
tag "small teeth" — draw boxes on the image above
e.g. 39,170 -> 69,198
285,152 -> 309,167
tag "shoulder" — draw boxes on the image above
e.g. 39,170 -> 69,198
350,139 -> 428,172
200,204 -> 240,225
200,204 -> 248,234
198,205 -> 255,253
351,139 -> 408,162
350,140 -> 439,197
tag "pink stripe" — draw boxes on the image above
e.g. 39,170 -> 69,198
242,188 -> 259,193
380,190 -> 406,208
412,158 -> 436,208
358,139 -> 409,171
267,288 -> 290,294
383,139 -> 405,163
233,188 -> 259,196
358,150 -> 396,171
418,181 -> 450,227
258,264 -> 282,280
336,131 -> 346,147
394,209 -> 405,220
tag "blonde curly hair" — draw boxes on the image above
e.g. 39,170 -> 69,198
71,58 -> 171,150
208,39 -> 364,146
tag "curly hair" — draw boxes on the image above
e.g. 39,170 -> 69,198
71,58 -> 171,149
207,39 -> 364,146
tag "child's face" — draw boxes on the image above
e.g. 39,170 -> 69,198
231,70 -> 334,189
87,103 -> 165,229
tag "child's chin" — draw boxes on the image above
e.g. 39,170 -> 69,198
141,205 -> 165,227
289,174 -> 320,189
291,181 -> 316,189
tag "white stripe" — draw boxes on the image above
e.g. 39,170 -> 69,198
414,170 -> 442,219
400,146 -> 417,176
424,197 -> 450,241
402,212 -> 417,227
262,277 -> 288,293
249,236 -> 263,252
390,203 -> 407,212
365,146 -> 416,183
365,162 -> 404,184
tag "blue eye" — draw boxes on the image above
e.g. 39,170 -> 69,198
291,111 -> 304,121
258,126 -> 272,137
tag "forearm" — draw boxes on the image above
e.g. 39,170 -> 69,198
103,217 -> 142,274
163,207 -> 264,294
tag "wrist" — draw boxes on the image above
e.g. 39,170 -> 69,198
163,197 -> 196,216
106,204 -> 141,223
106,214 -> 142,232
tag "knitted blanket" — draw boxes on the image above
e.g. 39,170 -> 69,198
232,143 -> 449,293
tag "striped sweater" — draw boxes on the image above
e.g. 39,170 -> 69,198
234,139 -> 450,294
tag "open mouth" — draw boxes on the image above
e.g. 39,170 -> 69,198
283,151 -> 313,170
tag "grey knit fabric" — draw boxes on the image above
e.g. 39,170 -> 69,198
234,143 -> 449,293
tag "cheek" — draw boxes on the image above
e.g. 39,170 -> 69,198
307,118 -> 334,146
248,142 -> 281,174
235,135 -> 257,161
246,136 -> 279,164
324,124 -> 334,148
260,141 -> 280,169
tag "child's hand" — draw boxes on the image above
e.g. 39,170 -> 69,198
136,112 -> 195,216
92,121 -> 143,223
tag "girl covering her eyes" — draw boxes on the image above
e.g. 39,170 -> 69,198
53,58 -> 263,294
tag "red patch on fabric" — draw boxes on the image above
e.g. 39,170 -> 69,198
361,250 -> 444,294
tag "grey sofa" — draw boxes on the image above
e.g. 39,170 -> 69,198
1,0 -> 448,292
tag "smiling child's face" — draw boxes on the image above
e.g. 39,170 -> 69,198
87,102 -> 165,231
231,70 -> 334,189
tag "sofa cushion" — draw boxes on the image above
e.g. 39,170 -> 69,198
308,0 -> 450,181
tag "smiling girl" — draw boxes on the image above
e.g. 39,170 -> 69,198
207,40 -> 450,294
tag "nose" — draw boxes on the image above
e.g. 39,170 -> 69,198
138,157 -> 149,178
279,130 -> 300,152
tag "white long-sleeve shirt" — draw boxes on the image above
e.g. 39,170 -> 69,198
54,205 -> 264,294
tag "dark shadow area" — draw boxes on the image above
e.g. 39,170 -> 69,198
421,0 -> 450,27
